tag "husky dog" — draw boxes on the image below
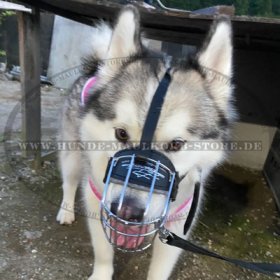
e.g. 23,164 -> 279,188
56,5 -> 235,280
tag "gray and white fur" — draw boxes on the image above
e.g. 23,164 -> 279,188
56,5 -> 236,280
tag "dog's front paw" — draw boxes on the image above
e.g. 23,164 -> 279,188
56,207 -> 75,224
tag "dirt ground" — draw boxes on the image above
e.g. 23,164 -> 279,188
0,75 -> 279,280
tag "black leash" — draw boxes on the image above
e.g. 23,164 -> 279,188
159,230 -> 280,278
160,177 -> 280,278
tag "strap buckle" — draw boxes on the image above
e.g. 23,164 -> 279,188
158,227 -> 173,244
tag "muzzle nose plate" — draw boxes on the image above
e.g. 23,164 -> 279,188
103,148 -> 179,200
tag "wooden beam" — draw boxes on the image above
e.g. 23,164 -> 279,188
18,9 -> 41,169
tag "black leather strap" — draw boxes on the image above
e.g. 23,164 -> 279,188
183,181 -> 200,234
140,69 -> 171,149
164,233 -> 280,278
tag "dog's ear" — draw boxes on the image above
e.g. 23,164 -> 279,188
107,5 -> 141,60
198,17 -> 232,79
197,17 -> 233,108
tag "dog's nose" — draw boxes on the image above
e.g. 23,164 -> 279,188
111,198 -> 144,222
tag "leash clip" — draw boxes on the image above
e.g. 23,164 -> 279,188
158,227 -> 173,244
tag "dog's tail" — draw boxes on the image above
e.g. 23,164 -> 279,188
81,21 -> 112,76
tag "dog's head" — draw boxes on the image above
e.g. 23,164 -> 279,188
80,6 -> 235,250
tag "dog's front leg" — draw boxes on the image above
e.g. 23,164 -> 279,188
147,222 -> 185,280
87,211 -> 114,280
56,151 -> 81,224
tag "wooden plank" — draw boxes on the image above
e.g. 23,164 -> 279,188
18,9 -> 41,169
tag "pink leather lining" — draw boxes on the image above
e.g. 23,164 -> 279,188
81,76 -> 97,106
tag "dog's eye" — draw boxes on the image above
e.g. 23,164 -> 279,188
166,139 -> 185,152
115,128 -> 129,143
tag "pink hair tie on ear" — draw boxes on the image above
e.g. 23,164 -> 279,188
81,76 -> 97,106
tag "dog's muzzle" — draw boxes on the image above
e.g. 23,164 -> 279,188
100,148 -> 179,252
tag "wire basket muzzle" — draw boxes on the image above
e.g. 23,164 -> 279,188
100,148 -> 179,252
